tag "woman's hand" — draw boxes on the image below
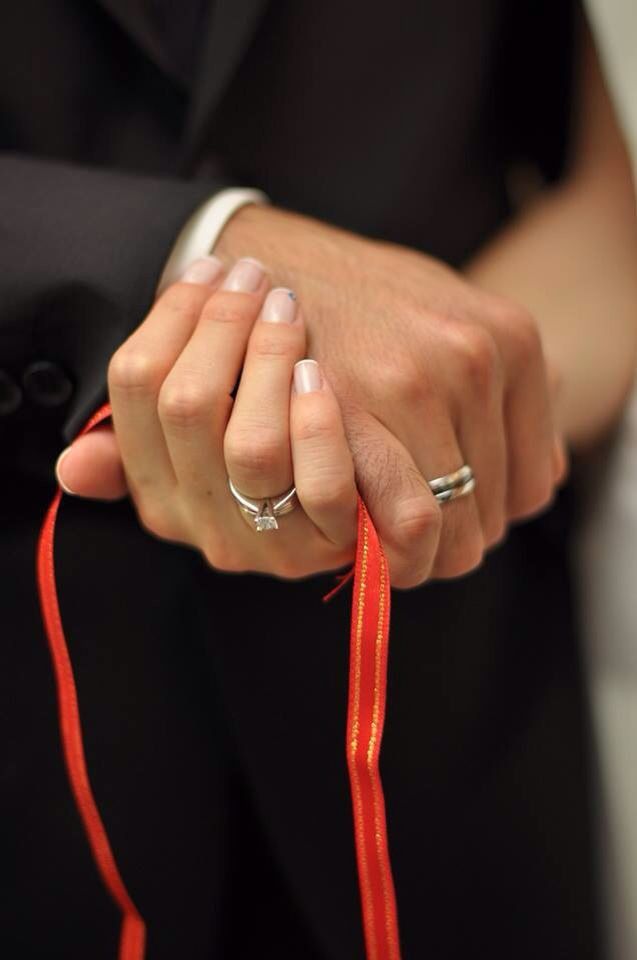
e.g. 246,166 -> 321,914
59,256 -> 358,579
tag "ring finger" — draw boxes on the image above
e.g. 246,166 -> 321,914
411,407 -> 485,579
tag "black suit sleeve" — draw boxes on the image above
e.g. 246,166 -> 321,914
0,153 -> 224,443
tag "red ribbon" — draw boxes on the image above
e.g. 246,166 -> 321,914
37,402 -> 145,960
345,499 -> 401,960
36,403 -> 401,959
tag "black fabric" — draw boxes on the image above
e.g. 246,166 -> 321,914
0,155 -> 217,441
134,0 -> 211,85
0,1 -> 601,958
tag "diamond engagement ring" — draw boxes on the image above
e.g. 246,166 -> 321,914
228,478 -> 298,532
427,464 -> 475,503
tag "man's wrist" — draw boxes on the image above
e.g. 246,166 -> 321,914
157,187 -> 269,293
214,202 -> 302,262
214,202 -> 359,295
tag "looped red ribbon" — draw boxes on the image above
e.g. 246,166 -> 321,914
36,402 -> 401,960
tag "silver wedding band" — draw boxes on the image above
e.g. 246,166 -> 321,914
427,464 -> 475,503
228,478 -> 298,532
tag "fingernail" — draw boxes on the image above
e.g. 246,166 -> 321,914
55,447 -> 77,495
180,255 -> 223,285
222,257 -> 265,293
262,288 -> 297,324
294,359 -> 322,394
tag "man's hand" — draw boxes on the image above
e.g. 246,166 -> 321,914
57,205 -> 565,588
215,205 -> 566,586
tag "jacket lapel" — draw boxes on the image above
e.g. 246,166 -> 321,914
183,0 -> 270,158
97,0 -> 185,83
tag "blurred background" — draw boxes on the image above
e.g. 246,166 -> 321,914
579,3 -> 637,958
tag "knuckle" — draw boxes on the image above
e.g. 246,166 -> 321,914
511,317 -> 542,361
378,361 -> 425,405
135,499 -> 179,543
393,495 -> 442,547
483,514 -> 507,549
496,299 -> 542,360
202,292 -> 251,327
203,542 -> 246,574
509,473 -> 555,520
434,535 -> 485,579
158,381 -> 212,429
452,326 -> 499,392
161,281 -> 206,317
270,554 -> 344,581
390,563 -> 431,590
295,409 -> 338,444
252,330 -> 298,360
224,429 -> 283,476
297,472 -> 354,513
108,348 -> 165,395
270,557 -> 308,581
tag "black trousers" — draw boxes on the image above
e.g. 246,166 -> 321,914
1,422 -> 601,959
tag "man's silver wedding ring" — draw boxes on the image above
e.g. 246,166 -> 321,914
427,464 -> 475,503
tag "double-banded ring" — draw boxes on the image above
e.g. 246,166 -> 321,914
228,478 -> 298,532
427,464 -> 475,504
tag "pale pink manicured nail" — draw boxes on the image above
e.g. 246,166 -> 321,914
55,446 -> 77,495
180,255 -> 223,284
294,359 -> 322,394
222,257 -> 265,292
262,288 -> 297,324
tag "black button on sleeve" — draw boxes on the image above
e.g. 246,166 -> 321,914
0,368 -> 23,416
22,360 -> 73,408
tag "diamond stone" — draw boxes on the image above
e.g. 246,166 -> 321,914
255,514 -> 278,532
255,501 -> 278,532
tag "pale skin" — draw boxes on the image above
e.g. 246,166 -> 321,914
107,265 -> 361,579
56,26 -> 636,587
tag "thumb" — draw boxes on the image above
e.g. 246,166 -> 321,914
55,425 -> 129,500
344,411 -> 442,589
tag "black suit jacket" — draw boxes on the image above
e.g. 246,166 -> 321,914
0,2 -> 601,959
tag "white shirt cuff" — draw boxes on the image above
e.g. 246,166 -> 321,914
157,186 -> 269,294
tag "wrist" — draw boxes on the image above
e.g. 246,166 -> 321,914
215,203 -> 369,297
214,204 -> 309,269
214,202 -> 276,260
158,187 -> 268,294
